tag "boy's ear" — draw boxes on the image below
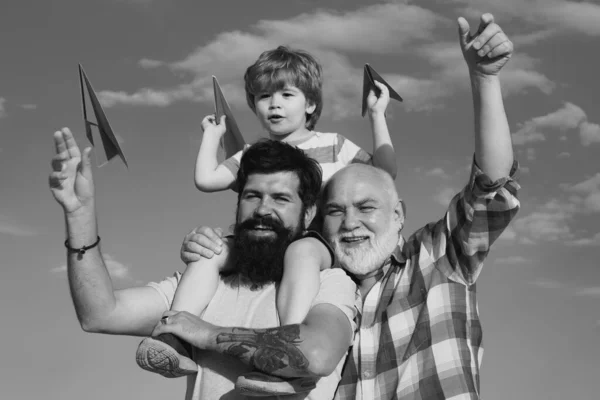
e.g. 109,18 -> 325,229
303,204 -> 317,229
306,102 -> 316,115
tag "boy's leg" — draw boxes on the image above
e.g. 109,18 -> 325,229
136,333 -> 198,378
236,372 -> 317,396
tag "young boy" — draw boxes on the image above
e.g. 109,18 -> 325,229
135,46 -> 397,381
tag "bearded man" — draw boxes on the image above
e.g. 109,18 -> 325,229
49,130 -> 357,400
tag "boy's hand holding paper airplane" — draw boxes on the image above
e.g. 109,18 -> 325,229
201,114 -> 227,140
365,80 -> 390,118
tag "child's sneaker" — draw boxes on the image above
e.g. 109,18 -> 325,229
136,333 -> 197,378
236,372 -> 317,396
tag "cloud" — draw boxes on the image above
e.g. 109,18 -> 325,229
99,3 -> 550,115
425,167 -> 449,178
434,187 -> 457,206
138,58 -> 164,69
21,103 -> 37,110
576,287 -> 600,298
449,0 -> 600,37
495,255 -> 530,265
529,278 -> 563,290
512,199 -> 576,243
557,152 -> 570,158
512,102 -> 599,146
0,97 -> 6,118
0,215 -> 38,237
562,173 -> 600,213
51,254 -> 131,281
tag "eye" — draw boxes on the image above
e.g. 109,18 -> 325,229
258,93 -> 270,99
326,208 -> 344,216
283,92 -> 294,97
359,206 -> 375,213
274,195 -> 290,203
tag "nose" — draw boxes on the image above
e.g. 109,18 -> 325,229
268,93 -> 282,109
254,198 -> 273,217
341,209 -> 360,231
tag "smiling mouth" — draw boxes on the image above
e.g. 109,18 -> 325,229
341,236 -> 369,244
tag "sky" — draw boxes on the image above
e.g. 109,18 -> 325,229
1,0 -> 599,399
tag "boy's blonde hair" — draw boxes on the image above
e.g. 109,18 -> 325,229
244,46 -> 323,131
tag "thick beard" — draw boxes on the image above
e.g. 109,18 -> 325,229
230,214 -> 304,288
331,222 -> 399,278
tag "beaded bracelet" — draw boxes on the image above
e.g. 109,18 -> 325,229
64,236 -> 101,255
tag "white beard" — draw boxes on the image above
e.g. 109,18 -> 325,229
331,223 -> 399,277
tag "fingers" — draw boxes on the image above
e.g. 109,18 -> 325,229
53,130 -> 68,155
61,128 -> 82,159
473,24 -> 512,59
80,147 -> 93,179
51,153 -> 68,172
193,226 -> 225,247
48,171 -> 69,189
217,115 -> 226,125
373,81 -> 389,99
457,17 -> 471,47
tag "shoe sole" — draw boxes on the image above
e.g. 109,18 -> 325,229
136,337 -> 197,378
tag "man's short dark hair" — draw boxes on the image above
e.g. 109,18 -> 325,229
237,140 -> 322,209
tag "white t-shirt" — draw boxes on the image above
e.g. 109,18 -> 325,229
149,269 -> 359,400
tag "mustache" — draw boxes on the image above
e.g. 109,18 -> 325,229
238,215 -> 287,233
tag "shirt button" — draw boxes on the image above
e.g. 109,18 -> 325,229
363,370 -> 372,379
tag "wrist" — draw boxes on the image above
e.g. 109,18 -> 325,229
469,72 -> 500,86
65,206 -> 98,248
368,110 -> 386,121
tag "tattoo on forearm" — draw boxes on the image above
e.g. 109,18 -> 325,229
216,325 -> 310,374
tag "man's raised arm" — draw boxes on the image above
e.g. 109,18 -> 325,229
49,128 -> 166,336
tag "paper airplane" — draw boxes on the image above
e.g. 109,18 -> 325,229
79,64 -> 128,168
213,76 -> 246,159
361,64 -> 403,117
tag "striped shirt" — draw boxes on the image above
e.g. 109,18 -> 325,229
222,132 -> 372,184
334,159 -> 520,400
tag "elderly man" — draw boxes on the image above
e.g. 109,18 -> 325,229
49,135 -> 357,399
181,13 -> 521,399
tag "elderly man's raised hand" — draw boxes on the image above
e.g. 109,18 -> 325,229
49,128 -> 95,215
458,13 -> 513,77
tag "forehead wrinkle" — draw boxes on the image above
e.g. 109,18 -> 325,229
324,165 -> 399,206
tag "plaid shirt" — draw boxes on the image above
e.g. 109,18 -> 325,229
334,159 -> 520,400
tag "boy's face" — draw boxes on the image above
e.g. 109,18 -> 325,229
254,85 -> 316,138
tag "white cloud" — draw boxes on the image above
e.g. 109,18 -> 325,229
449,0 -> 600,37
576,287 -> 600,298
566,232 -> 600,247
498,225 -> 516,240
0,215 -> 38,237
557,152 -> 570,158
512,102 -> 599,146
530,278 -> 563,290
100,3 -> 551,115
51,254 -> 131,281
425,167 -> 449,178
434,187 -> 457,206
138,58 -> 164,69
495,255 -> 529,265
21,104 -> 37,110
562,173 -> 600,213
580,122 -> 600,146
0,97 -> 6,118
512,199 -> 576,243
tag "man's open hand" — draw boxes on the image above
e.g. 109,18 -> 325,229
48,128 -> 95,215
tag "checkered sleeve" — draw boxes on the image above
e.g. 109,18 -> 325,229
438,157 -> 521,285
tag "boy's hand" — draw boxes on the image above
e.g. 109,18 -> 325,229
201,115 -> 227,138
48,128 -> 95,216
366,80 -> 390,117
181,226 -> 225,262
458,13 -> 513,78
